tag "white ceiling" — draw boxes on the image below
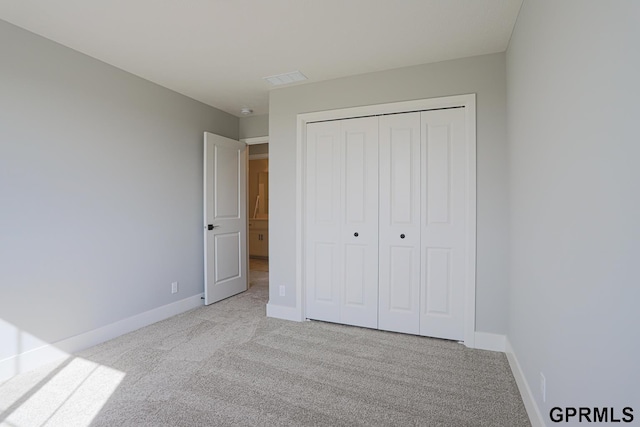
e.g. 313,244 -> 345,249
0,0 -> 522,117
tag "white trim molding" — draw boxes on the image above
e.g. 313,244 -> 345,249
243,136 -> 269,160
266,301 -> 303,322
505,338 -> 546,427
290,94 -> 477,347
0,293 -> 204,383
240,136 -> 269,145
473,332 -> 506,352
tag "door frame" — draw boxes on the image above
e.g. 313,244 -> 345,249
295,94 -> 477,348
242,136 -> 269,160
241,136 -> 269,146
241,136 -> 269,266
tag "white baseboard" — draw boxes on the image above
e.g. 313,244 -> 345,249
0,293 -> 204,383
505,338 -> 546,427
266,302 -> 303,322
474,332 -> 506,352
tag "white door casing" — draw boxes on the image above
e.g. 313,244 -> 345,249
204,132 -> 247,305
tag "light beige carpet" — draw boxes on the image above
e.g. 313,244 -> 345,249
249,258 -> 269,272
0,269 -> 529,426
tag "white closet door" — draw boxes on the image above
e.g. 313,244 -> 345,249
420,108 -> 467,340
305,121 -> 342,322
341,117 -> 379,328
378,113 -> 422,334
305,118 -> 379,327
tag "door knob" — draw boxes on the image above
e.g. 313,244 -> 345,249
207,224 -> 219,230
354,232 -> 359,237
400,234 -> 405,239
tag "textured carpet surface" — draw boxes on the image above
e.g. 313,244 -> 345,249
1,267 -> 529,426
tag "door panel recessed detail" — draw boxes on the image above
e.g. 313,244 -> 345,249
214,232 -> 241,283
424,248 -> 452,316
390,128 -> 413,225
314,243 -> 335,302
315,135 -> 336,223
344,244 -> 366,306
345,131 -> 366,224
214,145 -> 240,219
388,246 -> 413,311
426,124 -> 451,224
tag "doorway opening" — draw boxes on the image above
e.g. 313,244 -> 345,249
246,140 -> 269,284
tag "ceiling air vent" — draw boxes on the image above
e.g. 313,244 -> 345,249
263,70 -> 308,86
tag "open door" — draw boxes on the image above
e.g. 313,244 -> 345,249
204,132 -> 247,304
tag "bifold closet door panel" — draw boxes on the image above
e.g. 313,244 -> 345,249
305,121 -> 342,323
340,117 -> 379,328
378,112 -> 421,334
420,108 -> 467,340
305,118 -> 379,328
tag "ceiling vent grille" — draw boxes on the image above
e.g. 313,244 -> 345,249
263,70 -> 308,86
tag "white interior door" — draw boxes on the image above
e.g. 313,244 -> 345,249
378,112 -> 421,334
305,121 -> 341,322
204,132 -> 247,305
419,108 -> 467,340
340,117 -> 379,328
305,117 -> 379,328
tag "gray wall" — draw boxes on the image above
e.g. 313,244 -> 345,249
507,0 -> 640,416
0,20 -> 238,361
269,53 -> 509,334
239,114 -> 269,139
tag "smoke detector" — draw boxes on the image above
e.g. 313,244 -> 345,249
240,107 -> 253,115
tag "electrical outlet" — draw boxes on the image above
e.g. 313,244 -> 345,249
279,285 -> 285,297
171,281 -> 179,294
540,372 -> 546,402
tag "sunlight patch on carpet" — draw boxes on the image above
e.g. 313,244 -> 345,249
0,357 -> 124,426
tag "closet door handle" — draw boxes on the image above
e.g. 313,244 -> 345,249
400,234 -> 405,239
354,232 -> 359,237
